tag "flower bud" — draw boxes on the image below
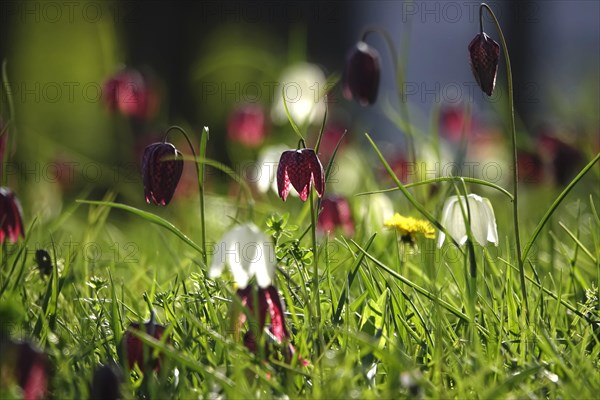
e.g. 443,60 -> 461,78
141,142 -> 183,206
468,33 -> 500,96
343,41 -> 381,106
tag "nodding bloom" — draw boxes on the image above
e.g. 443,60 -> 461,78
468,32 -> 500,96
537,131 -> 585,186
122,316 -> 167,371
103,68 -> 159,119
1,339 -> 49,400
437,194 -> 499,248
209,223 -> 276,289
277,148 -> 325,202
141,142 -> 184,206
439,105 -> 476,143
343,41 -> 381,106
91,363 -> 122,400
318,195 -> 355,236
237,285 -> 308,366
0,187 -> 25,244
227,104 -> 269,148
384,213 -> 435,246
255,145 -> 293,196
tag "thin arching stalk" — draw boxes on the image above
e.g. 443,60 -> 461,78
164,125 -> 208,266
479,3 -> 528,321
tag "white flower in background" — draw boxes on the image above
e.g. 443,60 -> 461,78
437,194 -> 498,248
255,144 -> 298,197
209,223 -> 276,289
359,193 -> 395,234
271,62 -> 327,126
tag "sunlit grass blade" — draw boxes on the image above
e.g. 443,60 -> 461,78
349,238 -> 471,324
76,200 -> 204,259
522,152 -> 600,263
356,176 -> 513,200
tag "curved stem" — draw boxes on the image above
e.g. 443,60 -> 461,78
309,189 -> 324,356
479,3 -> 528,321
2,60 -> 16,187
314,103 -> 328,154
360,27 -> 417,172
164,125 -> 208,266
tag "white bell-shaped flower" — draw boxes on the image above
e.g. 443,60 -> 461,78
209,223 -> 276,289
437,194 -> 499,248
271,62 -> 327,126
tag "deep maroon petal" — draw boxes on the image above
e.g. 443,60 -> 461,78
277,149 -> 325,202
141,142 -> 183,206
304,149 -> 325,198
122,320 -> 166,371
15,341 -> 49,400
264,286 -> 289,342
0,187 -> 25,244
343,41 -> 381,106
287,150 -> 313,201
277,151 -> 294,201
468,33 -> 500,96
91,364 -> 122,400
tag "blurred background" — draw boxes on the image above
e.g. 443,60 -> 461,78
0,0 -> 598,221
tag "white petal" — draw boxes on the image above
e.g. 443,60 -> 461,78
208,242 -> 226,279
438,196 -> 458,248
480,197 -> 499,246
209,223 -> 276,289
256,145 -> 285,194
466,196 -> 486,247
247,225 -> 276,288
448,199 -> 468,245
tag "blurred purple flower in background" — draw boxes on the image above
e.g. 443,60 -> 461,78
227,104 -> 269,148
343,41 -> 381,106
318,195 -> 355,236
0,187 -> 25,244
103,68 -> 159,119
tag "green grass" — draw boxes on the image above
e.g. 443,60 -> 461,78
1,146 -> 599,398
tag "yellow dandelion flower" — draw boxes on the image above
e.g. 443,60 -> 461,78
384,213 -> 436,244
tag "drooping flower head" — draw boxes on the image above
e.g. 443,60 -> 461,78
318,195 -> 355,236
343,41 -> 381,106
122,316 -> 166,371
0,187 -> 25,244
237,285 -> 308,366
468,32 -> 500,96
277,148 -> 325,202
1,340 -> 50,400
227,104 -> 269,148
209,223 -> 276,289
91,363 -> 122,400
384,213 -> 435,245
437,194 -> 498,248
141,142 -> 183,206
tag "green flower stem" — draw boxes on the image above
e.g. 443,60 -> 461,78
479,3 -> 528,321
360,27 -> 417,170
1,60 -> 16,186
309,189 -> 325,355
164,126 -> 208,266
